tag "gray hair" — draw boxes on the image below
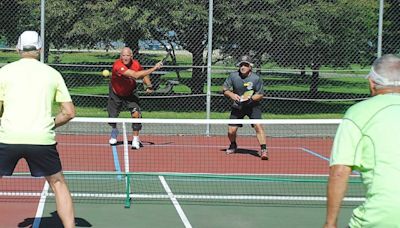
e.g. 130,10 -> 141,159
369,54 -> 400,87
19,49 -> 40,59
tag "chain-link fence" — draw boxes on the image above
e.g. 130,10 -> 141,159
1,0 -> 399,118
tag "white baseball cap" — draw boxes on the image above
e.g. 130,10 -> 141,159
16,31 -> 42,51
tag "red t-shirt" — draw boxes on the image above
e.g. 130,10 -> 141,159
111,59 -> 143,97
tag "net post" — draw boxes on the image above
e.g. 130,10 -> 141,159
124,173 -> 131,208
122,122 -> 131,208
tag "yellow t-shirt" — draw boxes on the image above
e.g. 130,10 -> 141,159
0,58 -> 72,145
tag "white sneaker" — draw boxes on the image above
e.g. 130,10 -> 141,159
132,140 -> 140,150
109,138 -> 117,145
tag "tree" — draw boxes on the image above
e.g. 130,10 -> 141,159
215,0 -> 377,96
0,0 -> 19,46
383,0 -> 400,54
1,0 -> 40,48
269,0 -> 377,95
213,0 -> 276,68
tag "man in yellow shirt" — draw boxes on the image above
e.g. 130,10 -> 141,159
0,31 -> 76,228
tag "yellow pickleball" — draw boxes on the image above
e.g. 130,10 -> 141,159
102,69 -> 110,77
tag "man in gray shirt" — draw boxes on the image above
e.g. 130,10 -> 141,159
222,55 -> 268,160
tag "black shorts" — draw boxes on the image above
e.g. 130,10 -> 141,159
229,105 -> 262,127
107,84 -> 142,131
107,84 -> 141,117
0,143 -> 62,177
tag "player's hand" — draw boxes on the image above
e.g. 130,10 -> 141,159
154,61 -> 163,70
145,88 -> 154,94
230,94 -> 241,102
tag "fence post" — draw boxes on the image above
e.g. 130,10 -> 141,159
40,0 -> 45,63
377,0 -> 384,58
206,0 -> 214,135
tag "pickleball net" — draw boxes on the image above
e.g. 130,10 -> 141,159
0,118 -> 365,207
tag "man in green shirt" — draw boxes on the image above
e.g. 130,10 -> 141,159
324,54 -> 400,228
0,31 -> 76,228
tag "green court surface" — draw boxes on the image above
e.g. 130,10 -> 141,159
38,199 -> 355,227
25,173 -> 359,228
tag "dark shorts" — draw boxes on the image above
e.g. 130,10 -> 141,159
107,84 -> 142,131
0,143 -> 62,177
229,105 -> 262,127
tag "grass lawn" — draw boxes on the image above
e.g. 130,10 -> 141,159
5,50 -> 368,119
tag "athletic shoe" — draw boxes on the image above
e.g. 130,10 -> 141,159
109,138 -> 118,145
260,148 -> 269,160
226,143 -> 237,154
132,140 -> 141,150
109,128 -> 119,145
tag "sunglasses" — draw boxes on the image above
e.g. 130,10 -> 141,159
239,63 -> 251,67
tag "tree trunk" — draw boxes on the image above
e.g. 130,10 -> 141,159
124,30 -> 142,57
310,63 -> 320,96
300,65 -> 306,82
188,51 -> 205,94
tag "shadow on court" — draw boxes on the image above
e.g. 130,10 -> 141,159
112,140 -> 173,146
18,211 -> 92,228
220,148 -> 260,158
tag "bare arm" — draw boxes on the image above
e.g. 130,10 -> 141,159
142,75 -> 154,93
222,89 -> 240,101
324,165 -> 352,228
54,101 -> 75,128
251,93 -> 264,102
122,62 -> 163,80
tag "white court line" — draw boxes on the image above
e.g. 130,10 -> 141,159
301,148 -> 330,161
159,176 -> 192,228
32,181 -> 49,228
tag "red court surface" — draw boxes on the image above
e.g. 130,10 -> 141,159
0,134 -> 333,227
56,134 -> 333,174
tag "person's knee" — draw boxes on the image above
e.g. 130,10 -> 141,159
228,127 -> 238,135
254,124 -> 265,134
131,111 -> 140,118
46,172 -> 66,187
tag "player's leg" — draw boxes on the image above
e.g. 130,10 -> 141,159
25,144 -> 75,228
249,106 -> 268,160
107,87 -> 122,144
226,108 -> 244,154
0,143 -> 23,177
127,97 -> 143,149
226,126 -> 239,154
45,172 -> 75,228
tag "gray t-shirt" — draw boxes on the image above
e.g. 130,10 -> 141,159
223,71 -> 264,107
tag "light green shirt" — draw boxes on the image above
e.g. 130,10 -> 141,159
330,94 -> 400,228
0,58 -> 71,145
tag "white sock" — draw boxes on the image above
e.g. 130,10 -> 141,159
133,136 -> 139,142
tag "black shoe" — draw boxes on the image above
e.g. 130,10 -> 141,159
226,143 -> 237,154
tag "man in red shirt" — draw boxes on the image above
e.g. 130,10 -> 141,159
108,47 -> 163,149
